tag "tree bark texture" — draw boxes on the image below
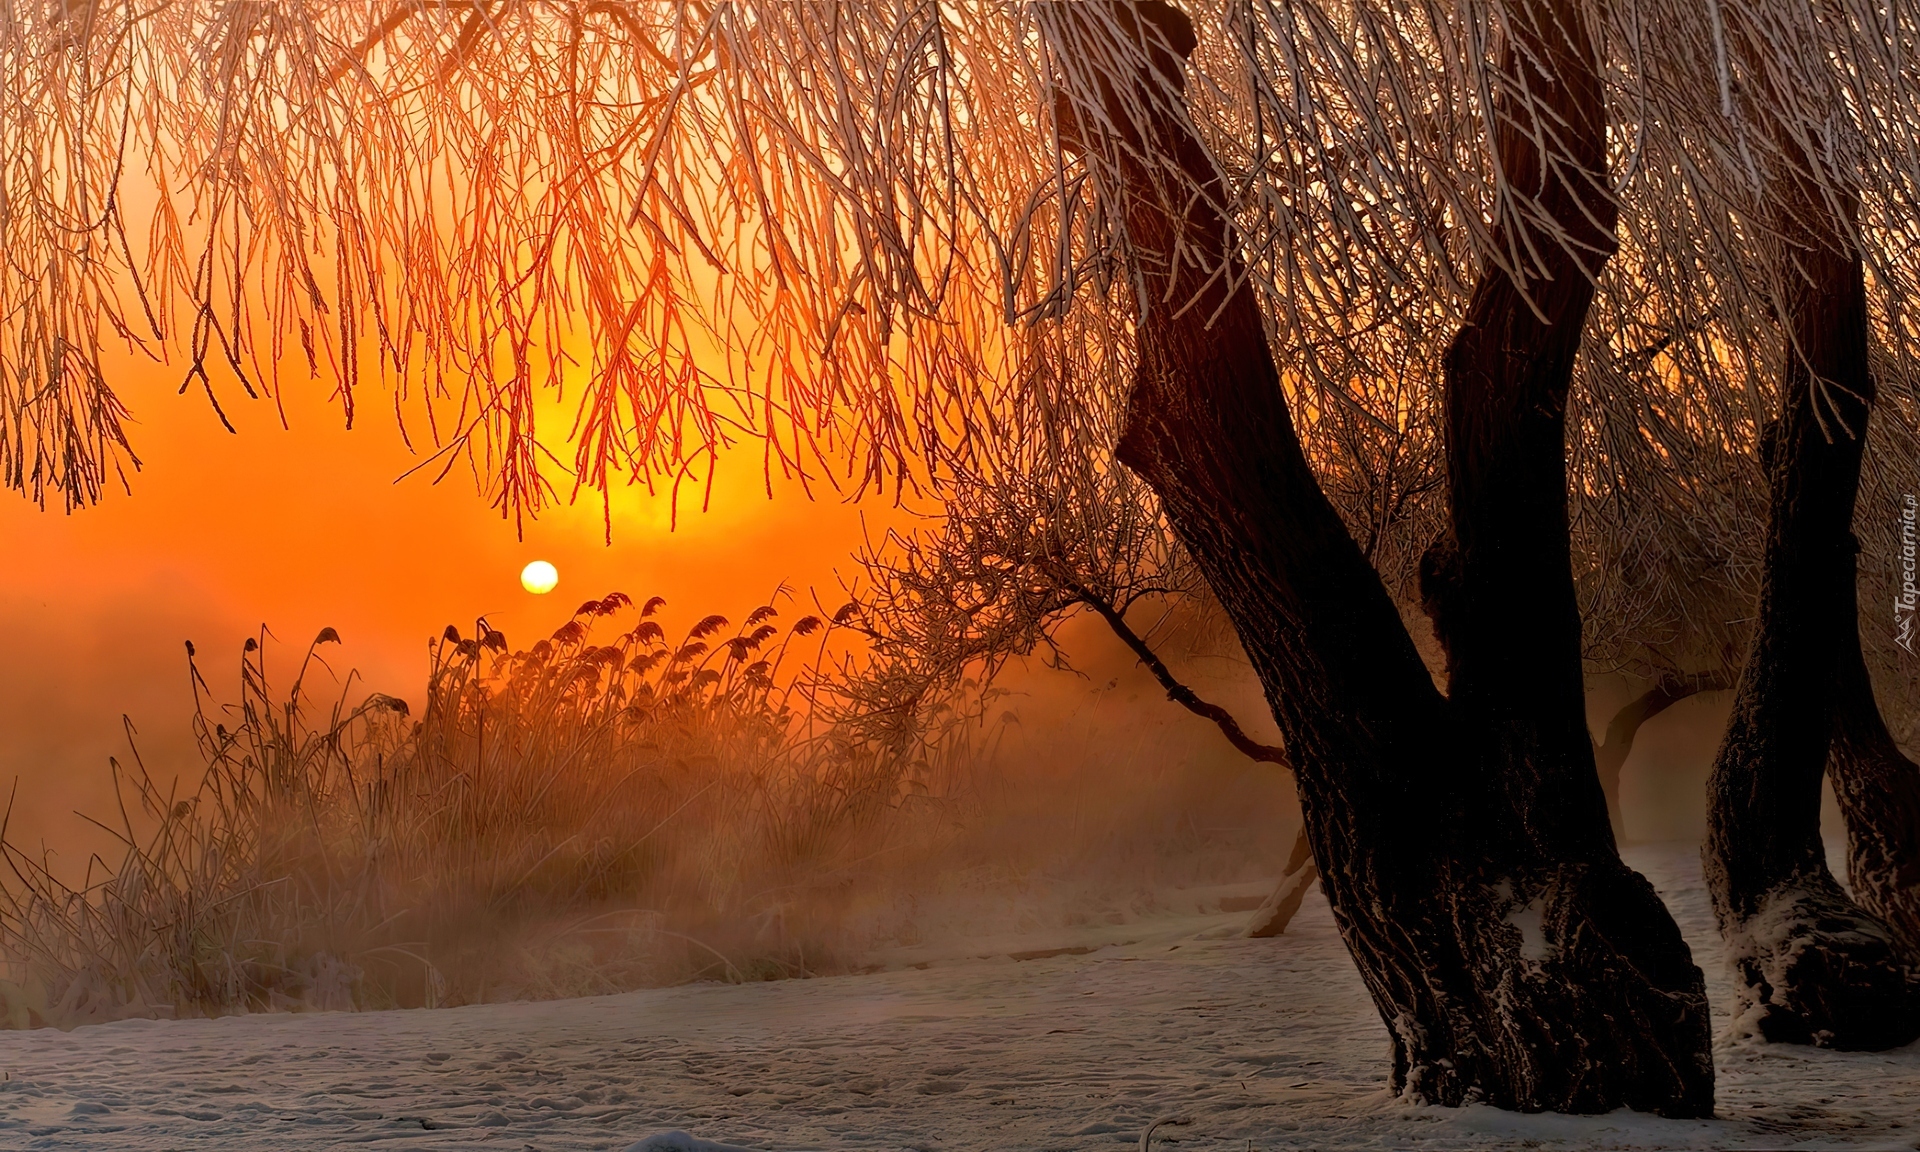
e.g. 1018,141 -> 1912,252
1046,1 -> 1711,1116
1829,574 -> 1920,956
1701,145 -> 1920,1047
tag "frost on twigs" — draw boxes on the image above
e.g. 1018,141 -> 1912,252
8,0 -> 1919,570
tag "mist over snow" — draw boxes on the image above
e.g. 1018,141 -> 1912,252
4,842 -> 1914,1151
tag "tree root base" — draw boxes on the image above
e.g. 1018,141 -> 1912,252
1731,879 -> 1920,1050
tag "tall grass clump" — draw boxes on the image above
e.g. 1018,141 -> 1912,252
0,593 -> 985,1025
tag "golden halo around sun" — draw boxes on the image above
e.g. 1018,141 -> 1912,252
520,560 -> 559,595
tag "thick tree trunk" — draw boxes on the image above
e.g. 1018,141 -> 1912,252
1046,2 -> 1711,1115
1829,576 -> 1920,953
1701,162 -> 1920,1047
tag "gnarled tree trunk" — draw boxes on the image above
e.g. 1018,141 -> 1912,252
1701,126 -> 1920,1047
1047,1 -> 1712,1115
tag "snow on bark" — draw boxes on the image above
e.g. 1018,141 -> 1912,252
1698,57 -> 1920,1049
1716,872 -> 1918,1048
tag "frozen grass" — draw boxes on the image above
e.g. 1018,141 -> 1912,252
0,595 -> 1296,1029
0,593 -> 978,1023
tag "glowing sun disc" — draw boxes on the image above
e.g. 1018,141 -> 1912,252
520,560 -> 559,595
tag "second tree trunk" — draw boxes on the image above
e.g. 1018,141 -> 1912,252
1048,0 -> 1713,1115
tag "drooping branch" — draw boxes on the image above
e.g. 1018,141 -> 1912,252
1056,572 -> 1287,768
10,0 -> 1918,569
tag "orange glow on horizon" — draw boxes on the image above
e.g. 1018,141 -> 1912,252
1,357 -> 906,672
0,350 -> 916,846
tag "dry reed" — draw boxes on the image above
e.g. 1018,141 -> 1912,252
0,586 -> 1295,1030
0,593 -> 982,1025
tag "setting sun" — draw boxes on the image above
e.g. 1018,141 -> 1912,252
519,560 -> 559,595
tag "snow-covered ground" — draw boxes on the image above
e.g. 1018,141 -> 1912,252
3,842 -> 1916,1151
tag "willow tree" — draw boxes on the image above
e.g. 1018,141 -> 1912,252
1574,0 -> 1920,1046
10,0 -> 1920,1115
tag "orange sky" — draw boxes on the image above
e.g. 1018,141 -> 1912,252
0,337 -> 1775,859
0,354 -> 911,851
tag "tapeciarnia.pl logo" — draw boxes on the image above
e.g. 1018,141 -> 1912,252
1899,493 -> 1918,654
